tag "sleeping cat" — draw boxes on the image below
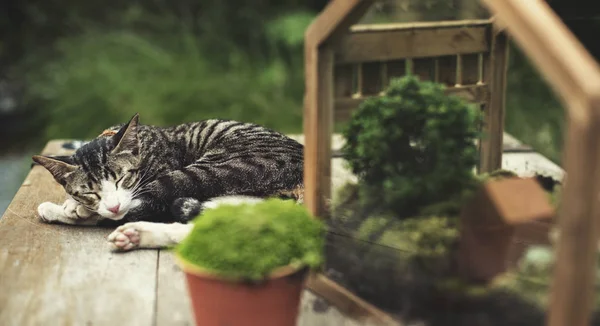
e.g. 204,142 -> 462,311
33,113 -> 304,251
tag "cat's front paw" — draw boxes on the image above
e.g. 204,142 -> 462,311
62,197 -> 93,219
107,222 -> 192,251
107,223 -> 142,251
37,202 -> 63,223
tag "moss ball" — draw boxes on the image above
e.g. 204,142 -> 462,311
175,198 -> 325,281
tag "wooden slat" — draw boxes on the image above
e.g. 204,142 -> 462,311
335,23 -> 490,64
305,0 -> 375,49
479,30 -> 508,173
306,273 -> 401,326
334,84 -> 489,122
547,116 -> 600,326
349,19 -> 492,32
304,45 -> 335,218
155,251 -> 195,325
0,140 -> 158,326
480,1 -> 600,326
482,0 -> 600,122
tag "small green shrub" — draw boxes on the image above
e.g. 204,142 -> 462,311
175,199 -> 325,281
342,75 -> 482,217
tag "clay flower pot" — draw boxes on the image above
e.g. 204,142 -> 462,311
176,257 -> 309,326
173,198 -> 324,325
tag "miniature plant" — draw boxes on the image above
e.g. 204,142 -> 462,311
342,75 -> 482,217
175,198 -> 325,281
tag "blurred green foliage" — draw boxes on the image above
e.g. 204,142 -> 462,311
1,0 -> 599,163
18,5 -> 316,140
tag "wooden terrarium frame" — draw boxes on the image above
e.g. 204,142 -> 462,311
303,0 -> 508,219
303,0 -> 600,326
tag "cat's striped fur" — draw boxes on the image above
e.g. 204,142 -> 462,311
33,113 -> 304,250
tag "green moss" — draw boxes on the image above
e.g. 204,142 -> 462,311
175,198 -> 325,281
357,215 -> 459,257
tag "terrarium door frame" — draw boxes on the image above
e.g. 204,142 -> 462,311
302,0 -> 508,323
303,0 -> 600,325
303,0 -> 508,228
482,1 -> 600,326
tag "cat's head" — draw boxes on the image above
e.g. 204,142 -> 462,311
33,113 -> 143,220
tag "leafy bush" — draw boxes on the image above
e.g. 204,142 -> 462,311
341,75 -> 482,217
175,199 -> 325,281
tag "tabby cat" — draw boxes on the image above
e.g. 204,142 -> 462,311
33,113 -> 304,251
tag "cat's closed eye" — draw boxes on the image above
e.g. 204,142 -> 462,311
82,192 -> 101,200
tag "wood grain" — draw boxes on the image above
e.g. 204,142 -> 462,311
335,23 -> 490,64
479,29 -> 508,173
306,274 -> 401,326
482,0 -> 600,122
305,0 -> 374,50
155,251 -> 194,326
304,45 -> 335,218
0,140 -> 158,326
480,1 -> 600,326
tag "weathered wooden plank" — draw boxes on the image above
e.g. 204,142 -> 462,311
298,291 -> 385,326
482,0 -> 600,119
349,19 -> 492,32
304,45 -> 335,218
335,23 -> 490,64
306,274 -> 401,326
334,84 -> 489,122
156,251 -> 194,326
0,140 -> 158,326
305,0 -> 374,49
479,30 -> 508,173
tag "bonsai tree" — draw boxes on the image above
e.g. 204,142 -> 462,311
175,198 -> 325,326
342,75 -> 483,218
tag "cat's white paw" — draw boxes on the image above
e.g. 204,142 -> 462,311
107,222 -> 193,251
107,224 -> 141,251
37,202 -> 64,223
62,198 -> 93,219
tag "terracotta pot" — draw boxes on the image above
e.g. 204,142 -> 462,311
176,257 -> 308,326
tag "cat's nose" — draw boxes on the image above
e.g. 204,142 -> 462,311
107,204 -> 120,214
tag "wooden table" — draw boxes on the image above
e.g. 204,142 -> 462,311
0,140 -> 374,326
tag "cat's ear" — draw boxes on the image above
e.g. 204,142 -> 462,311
32,155 -> 78,184
111,113 -> 140,155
